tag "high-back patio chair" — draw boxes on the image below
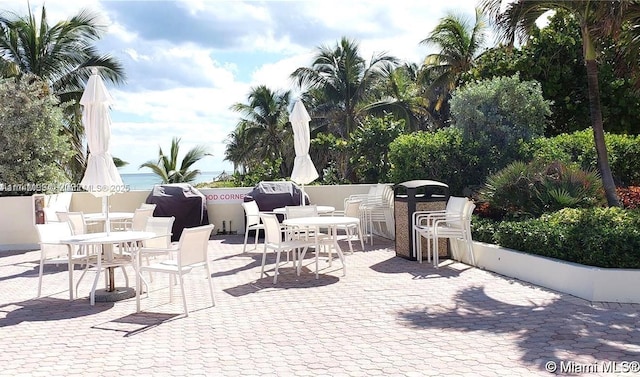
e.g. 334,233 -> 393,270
259,213 -> 314,284
412,196 -> 468,263
334,199 -> 365,254
138,224 -> 215,316
35,222 -> 94,301
241,200 -> 264,253
413,199 -> 476,267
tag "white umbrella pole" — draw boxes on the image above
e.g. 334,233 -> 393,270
103,196 -> 111,235
301,184 -> 306,206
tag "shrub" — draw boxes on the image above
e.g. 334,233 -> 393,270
388,127 -> 479,195
349,115 -> 404,183
0,75 -> 72,195
480,160 -> 605,219
472,207 -> 640,268
523,129 -> 640,186
617,186 -> 640,209
450,74 -> 551,175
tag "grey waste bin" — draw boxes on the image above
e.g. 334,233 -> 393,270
394,180 -> 449,260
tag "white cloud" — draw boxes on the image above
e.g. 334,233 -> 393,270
250,52 -> 313,93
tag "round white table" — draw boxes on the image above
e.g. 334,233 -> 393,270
272,205 -> 335,215
282,216 -> 359,278
60,231 -> 156,305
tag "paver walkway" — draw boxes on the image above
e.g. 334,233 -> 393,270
1,235 -> 639,376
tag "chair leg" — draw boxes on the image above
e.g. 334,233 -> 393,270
432,231 -> 440,268
75,263 -> 91,298
90,258 -> 102,306
346,227 -> 354,255
415,230 -> 422,263
67,259 -> 74,301
357,225 -> 365,251
260,245 -> 268,278
465,230 -> 476,266
253,229 -> 260,250
273,250 -> 282,284
242,226 -> 250,253
205,263 -> 215,307
298,247 -> 309,275
179,274 -> 188,316
120,266 -> 129,287
37,258 -> 45,298
169,274 -> 174,302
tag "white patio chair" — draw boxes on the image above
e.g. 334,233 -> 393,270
113,207 -> 154,232
334,199 -> 366,254
138,216 -> 176,268
284,205 -> 322,242
348,184 -> 395,245
56,211 -> 90,235
241,201 -> 264,253
139,224 -> 215,316
139,203 -> 157,211
414,199 -> 476,267
259,213 -> 314,284
43,207 -> 60,223
412,196 -> 468,263
35,222 -> 95,300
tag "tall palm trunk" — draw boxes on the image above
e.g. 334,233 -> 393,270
585,60 -> 619,206
583,29 -> 620,207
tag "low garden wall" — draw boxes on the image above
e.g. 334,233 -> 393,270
452,239 -> 640,304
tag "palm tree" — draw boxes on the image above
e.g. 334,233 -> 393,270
363,63 -> 432,131
420,8 -> 489,126
292,37 -> 398,138
224,124 -> 255,174
140,137 -> 211,183
0,5 -> 125,182
230,85 -> 292,177
480,0 -> 640,207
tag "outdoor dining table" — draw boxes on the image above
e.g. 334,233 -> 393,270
272,205 -> 335,216
282,216 -> 358,279
59,231 -> 155,305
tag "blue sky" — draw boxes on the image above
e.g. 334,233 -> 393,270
2,0 -> 482,174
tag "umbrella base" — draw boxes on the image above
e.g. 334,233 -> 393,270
93,287 -> 136,302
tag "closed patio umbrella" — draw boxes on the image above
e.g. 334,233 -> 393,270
80,68 -> 123,234
289,100 -> 318,205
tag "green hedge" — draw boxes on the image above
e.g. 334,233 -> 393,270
523,130 -> 640,186
388,128 -> 482,195
471,207 -> 640,268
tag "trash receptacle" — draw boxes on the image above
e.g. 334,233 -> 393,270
394,180 -> 449,260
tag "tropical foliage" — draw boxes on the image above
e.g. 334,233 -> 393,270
472,9 -> 640,136
388,127 -> 477,195
420,8 -> 489,126
523,129 -> 640,187
227,85 -> 292,178
479,160 -> 605,219
481,0 -> 640,206
0,5 -> 125,183
472,207 -> 640,268
291,37 -> 398,138
450,74 -> 551,175
219,5 -> 640,204
140,137 -> 211,184
0,75 -> 73,196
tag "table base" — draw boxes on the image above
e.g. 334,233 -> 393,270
93,287 -> 135,302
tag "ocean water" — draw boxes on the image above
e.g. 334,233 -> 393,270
120,171 -> 224,191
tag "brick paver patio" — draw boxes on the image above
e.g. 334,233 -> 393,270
1,234 -> 639,376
